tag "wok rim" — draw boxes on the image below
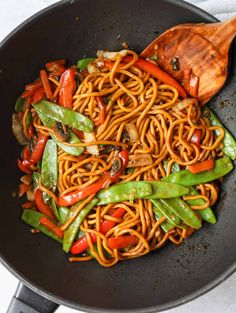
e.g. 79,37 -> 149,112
1,0 -> 235,312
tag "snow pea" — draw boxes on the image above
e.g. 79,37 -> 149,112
42,139 -> 58,194
15,97 -> 25,112
203,106 -> 236,160
32,171 -> 40,190
97,181 -> 188,205
151,199 -> 182,225
163,161 -> 180,174
163,157 -> 233,186
51,199 -> 60,221
63,198 -> 99,252
97,182 -> 152,205
58,206 -> 69,224
152,204 -> 176,232
21,209 -> 62,243
33,100 -> 94,133
186,187 -> 216,224
77,58 -> 95,70
145,181 -> 188,199
37,111 -> 84,156
160,198 -> 201,229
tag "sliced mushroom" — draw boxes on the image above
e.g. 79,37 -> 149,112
127,154 -> 153,168
53,122 -> 70,142
12,113 -> 28,145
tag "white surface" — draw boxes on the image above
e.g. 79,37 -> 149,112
0,1 -> 236,312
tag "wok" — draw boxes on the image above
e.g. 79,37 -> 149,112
1,0 -> 236,312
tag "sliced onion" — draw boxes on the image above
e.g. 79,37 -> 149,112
97,50 -> 128,60
173,98 -> 197,111
26,187 -> 35,202
127,154 -> 153,168
125,123 -> 139,143
87,62 -> 100,74
12,113 -> 28,145
84,132 -> 99,156
20,175 -> 32,185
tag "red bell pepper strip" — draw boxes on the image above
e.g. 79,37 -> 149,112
28,123 -> 35,139
40,70 -> 53,100
188,159 -> 215,174
100,208 -> 126,234
46,59 -> 66,68
35,189 -> 56,219
29,134 -> 48,165
21,145 -> 31,160
47,63 -> 66,76
70,208 -> 126,254
39,216 -> 64,238
58,150 -> 129,207
72,128 -> 84,140
105,56 -> 187,98
191,129 -> 202,147
33,86 -> 45,103
108,235 -> 138,249
59,68 -> 76,109
21,80 -> 42,98
18,183 -> 30,197
17,159 -> 31,174
22,201 -> 35,209
96,96 -> 106,125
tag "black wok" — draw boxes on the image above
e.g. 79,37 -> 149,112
1,0 -> 236,312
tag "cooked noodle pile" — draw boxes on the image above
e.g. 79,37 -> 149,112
24,50 -> 223,267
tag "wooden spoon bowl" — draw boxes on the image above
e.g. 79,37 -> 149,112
141,17 -> 236,104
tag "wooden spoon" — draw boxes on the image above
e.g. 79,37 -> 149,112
141,17 -> 236,104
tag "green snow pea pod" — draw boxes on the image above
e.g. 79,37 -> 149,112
15,97 -> 25,112
63,198 -> 99,252
33,100 -> 94,133
163,157 -> 233,186
186,187 -> 216,224
51,199 -> 60,222
58,206 -> 69,224
42,139 -> 58,193
37,111 -> 84,156
145,181 -> 188,199
151,199 -> 182,225
32,171 -> 40,190
203,106 -> 236,160
152,205 -> 176,232
77,58 -> 95,70
97,182 -> 152,205
21,209 -> 62,243
160,198 -> 201,229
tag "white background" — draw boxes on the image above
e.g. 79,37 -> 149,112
0,1 -> 236,312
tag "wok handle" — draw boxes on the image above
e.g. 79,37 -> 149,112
7,283 -> 59,313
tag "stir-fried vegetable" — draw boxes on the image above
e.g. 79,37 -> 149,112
203,106 -> 236,160
22,209 -> 62,243
186,187 -> 216,224
77,58 -> 95,70
84,132 -> 99,155
63,198 -> 99,252
188,159 -> 215,174
12,113 -> 28,145
37,111 -> 84,156
59,68 -> 76,108
163,157 -> 233,186
127,154 -> 152,168
108,235 -> 138,249
33,100 -> 94,133
41,139 -> 58,194
160,198 -> 201,229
